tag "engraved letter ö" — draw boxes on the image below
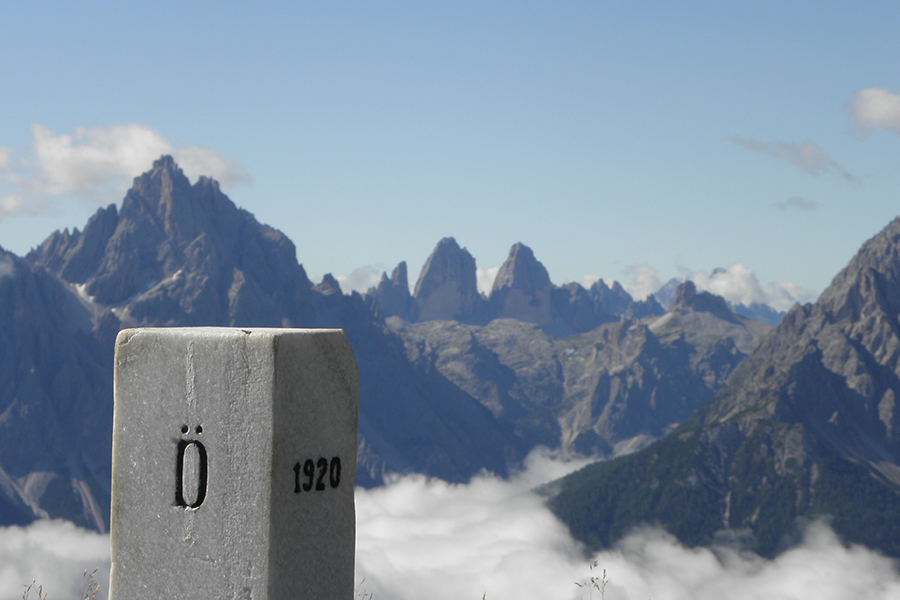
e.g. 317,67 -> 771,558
175,439 -> 208,509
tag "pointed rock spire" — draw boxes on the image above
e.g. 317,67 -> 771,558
489,242 -> 552,326
370,261 -> 413,319
413,237 -> 483,323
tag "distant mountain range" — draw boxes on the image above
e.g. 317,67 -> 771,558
4,156 -> 889,562
548,217 -> 900,558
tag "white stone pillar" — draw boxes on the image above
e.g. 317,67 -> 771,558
109,328 -> 358,600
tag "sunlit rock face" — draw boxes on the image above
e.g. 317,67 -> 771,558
413,237 -> 485,324
489,242 -> 553,327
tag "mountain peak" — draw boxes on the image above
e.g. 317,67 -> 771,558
815,216 -> 900,320
152,154 -> 180,172
672,280 -> 736,321
27,156 -> 314,320
413,237 -> 483,323
491,242 -> 551,293
490,242 -> 552,325
315,273 -> 342,296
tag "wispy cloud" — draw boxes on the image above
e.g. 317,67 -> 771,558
850,88 -> 900,133
0,124 -> 250,217
731,136 -> 856,181
772,196 -> 817,211
0,194 -> 25,217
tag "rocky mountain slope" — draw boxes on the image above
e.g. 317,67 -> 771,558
0,156 -> 773,531
549,217 -> 900,558
391,278 -> 771,458
0,249 -> 111,529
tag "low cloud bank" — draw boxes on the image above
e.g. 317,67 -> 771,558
356,451 -> 900,600
687,263 -> 818,312
0,520 -> 109,600
3,452 -> 899,600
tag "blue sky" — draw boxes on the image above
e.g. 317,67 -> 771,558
2,2 -> 899,308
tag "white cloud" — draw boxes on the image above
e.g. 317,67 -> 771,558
763,279 -> 818,311
355,450 -> 594,600
4,453 -> 900,600
172,145 -> 251,188
592,522 -> 900,600
731,136 -> 856,181
0,194 -> 24,217
355,451 -> 900,600
772,196 -> 817,211
0,124 -> 249,217
687,263 -> 817,312
617,263 -> 816,312
850,88 -> 900,133
688,263 -> 767,307
621,265 -> 662,301
0,520 -> 109,600
334,264 -> 386,294
580,274 -> 601,289
0,147 -> 13,172
28,123 -> 172,198
476,266 -> 500,295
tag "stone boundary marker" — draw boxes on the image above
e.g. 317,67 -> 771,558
109,328 -> 358,600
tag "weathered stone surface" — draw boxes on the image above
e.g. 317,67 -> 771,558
109,327 -> 358,600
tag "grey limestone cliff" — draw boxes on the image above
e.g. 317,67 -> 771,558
489,243 -> 554,326
413,237 -> 485,323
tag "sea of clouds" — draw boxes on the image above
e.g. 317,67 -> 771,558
3,450 -> 899,600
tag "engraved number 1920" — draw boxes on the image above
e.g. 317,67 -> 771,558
293,457 -> 341,493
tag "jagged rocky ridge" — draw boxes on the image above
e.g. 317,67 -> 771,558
389,279 -> 771,456
369,236 -> 664,333
549,216 -> 900,558
1,156 -> 773,532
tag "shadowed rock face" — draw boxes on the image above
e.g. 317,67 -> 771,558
550,217 -> 900,560
12,158 -> 531,528
28,156 -> 318,327
413,237 -> 484,323
5,155 -> 786,536
0,249 -> 112,531
368,261 -> 413,320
